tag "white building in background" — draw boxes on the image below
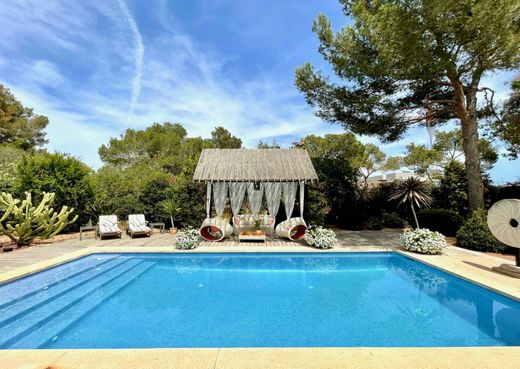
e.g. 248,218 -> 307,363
362,171 -> 429,188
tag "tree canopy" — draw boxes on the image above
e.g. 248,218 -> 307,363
298,133 -> 400,187
210,126 -> 242,149
495,75 -> 520,159
256,140 -> 281,149
358,143 -> 401,187
98,122 -> 189,168
98,123 -> 241,171
295,0 -> 520,211
402,129 -> 498,179
0,84 -> 48,150
300,132 -> 363,165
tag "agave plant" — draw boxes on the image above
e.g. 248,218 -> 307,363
389,177 -> 432,229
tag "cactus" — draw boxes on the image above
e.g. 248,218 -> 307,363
0,192 -> 78,246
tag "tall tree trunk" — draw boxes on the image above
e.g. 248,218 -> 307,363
449,75 -> 485,212
461,108 -> 484,212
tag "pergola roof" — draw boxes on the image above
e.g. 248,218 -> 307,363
193,148 -> 318,182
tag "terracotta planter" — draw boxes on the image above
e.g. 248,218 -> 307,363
169,228 -> 178,235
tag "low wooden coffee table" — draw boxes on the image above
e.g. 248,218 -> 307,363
238,231 -> 266,243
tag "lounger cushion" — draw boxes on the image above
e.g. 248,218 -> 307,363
128,214 -> 150,234
99,215 -> 121,234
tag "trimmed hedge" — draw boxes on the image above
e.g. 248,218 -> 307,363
416,208 -> 464,236
456,208 -> 507,253
381,212 -> 407,228
338,211 -> 368,230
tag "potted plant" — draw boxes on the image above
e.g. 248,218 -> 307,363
253,217 -> 264,235
162,197 -> 180,234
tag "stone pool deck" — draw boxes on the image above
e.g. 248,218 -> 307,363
1,230 -> 520,369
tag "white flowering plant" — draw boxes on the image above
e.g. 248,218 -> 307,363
176,227 -> 200,250
400,228 -> 447,255
305,226 -> 337,249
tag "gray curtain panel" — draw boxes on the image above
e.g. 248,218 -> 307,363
229,182 -> 247,215
212,182 -> 228,217
247,182 -> 265,215
263,182 -> 282,217
282,182 -> 297,219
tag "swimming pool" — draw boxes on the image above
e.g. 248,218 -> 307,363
0,252 -> 518,349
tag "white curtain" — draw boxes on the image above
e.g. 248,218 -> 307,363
263,182 -> 282,217
282,182 -> 297,219
247,183 -> 265,215
300,181 -> 305,219
212,182 -> 228,217
229,182 -> 247,215
206,183 -> 212,218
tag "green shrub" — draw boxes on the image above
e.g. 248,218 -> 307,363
171,178 -> 206,228
0,145 -> 24,193
89,165 -> 144,219
417,208 -> 464,236
138,175 -> 173,224
338,211 -> 368,230
432,161 -> 469,216
304,183 -> 329,226
456,208 -> 507,253
381,212 -> 407,228
16,152 -> 93,230
366,216 -> 384,230
311,157 -> 358,225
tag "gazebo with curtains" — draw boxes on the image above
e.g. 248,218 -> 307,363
193,148 -> 318,242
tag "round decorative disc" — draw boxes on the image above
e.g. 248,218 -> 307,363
487,199 -> 520,248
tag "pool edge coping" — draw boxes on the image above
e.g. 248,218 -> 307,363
1,346 -> 520,369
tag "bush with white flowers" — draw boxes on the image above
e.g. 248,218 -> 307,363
305,226 -> 337,249
400,228 -> 447,254
176,227 -> 200,250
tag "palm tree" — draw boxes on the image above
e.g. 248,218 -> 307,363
389,177 -> 432,229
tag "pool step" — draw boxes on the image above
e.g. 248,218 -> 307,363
9,261 -> 155,349
0,255 -> 118,309
0,257 -> 134,327
0,259 -> 149,348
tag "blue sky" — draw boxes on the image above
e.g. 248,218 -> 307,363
0,0 -> 518,183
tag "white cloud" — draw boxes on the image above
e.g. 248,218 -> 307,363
29,61 -> 65,87
115,0 -> 144,112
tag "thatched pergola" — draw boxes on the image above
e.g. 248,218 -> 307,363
193,148 -> 318,241
193,148 -> 318,183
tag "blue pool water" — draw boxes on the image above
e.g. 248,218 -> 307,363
0,252 -> 519,349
